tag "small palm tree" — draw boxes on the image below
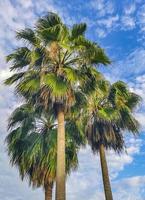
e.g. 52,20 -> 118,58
6,103 -> 84,200
84,81 -> 141,200
5,12 -> 110,200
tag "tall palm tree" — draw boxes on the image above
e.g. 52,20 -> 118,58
5,12 -> 111,200
6,103 -> 84,200
84,81 -> 141,200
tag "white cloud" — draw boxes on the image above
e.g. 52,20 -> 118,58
129,73 -> 145,131
121,16 -> 136,29
97,15 -> 119,29
0,69 -> 13,82
96,28 -> 106,38
122,176 -> 145,187
90,0 -> 115,17
91,0 -> 105,11
137,4 -> 145,33
18,0 -> 33,9
95,15 -> 119,37
107,136 -> 142,179
90,1 -> 139,37
113,176 -> 145,200
124,4 -> 136,15
120,3 -> 136,30
104,48 -> 145,83
90,1 -> 138,37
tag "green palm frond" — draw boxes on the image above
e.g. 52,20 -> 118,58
80,66 -> 106,94
36,12 -> 62,30
44,74 -> 68,98
66,120 -> 86,146
63,66 -> 81,83
15,71 -> 40,96
6,47 -> 31,71
8,104 -> 35,130
108,81 -> 128,107
91,47 -> 111,65
126,92 -> 142,111
70,90 -> 87,117
72,37 -> 111,65
71,23 -> 87,39
6,127 -> 22,148
38,24 -> 68,44
30,48 -> 44,67
4,72 -> 26,85
38,25 -> 61,42
16,28 -> 39,46
97,107 -> 120,122
119,107 -> 140,134
112,81 -> 128,92
108,81 -> 140,134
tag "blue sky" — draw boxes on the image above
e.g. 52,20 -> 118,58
0,0 -> 145,199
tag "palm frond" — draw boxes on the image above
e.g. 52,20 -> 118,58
4,72 -> 26,85
16,28 -> 39,46
126,92 -> 142,111
119,107 -> 140,134
16,75 -> 40,97
6,47 -> 31,71
8,104 -> 35,130
71,23 -> 87,39
36,12 -> 62,30
44,73 -> 68,98
91,47 -> 111,65
38,24 -> 68,44
63,66 -> 80,83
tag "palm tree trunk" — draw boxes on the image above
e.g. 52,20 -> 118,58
99,144 -> 113,200
45,182 -> 53,200
55,104 -> 66,200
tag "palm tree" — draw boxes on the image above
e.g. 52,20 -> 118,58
5,12 -> 110,199
84,80 -> 140,200
6,103 -> 84,200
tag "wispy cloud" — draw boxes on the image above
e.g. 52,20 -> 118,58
121,16 -> 136,29
97,15 -> 119,29
124,3 -> 136,15
90,0 -> 115,17
113,176 -> 145,200
103,47 -> 145,82
95,15 -> 119,38
89,1 -> 140,37
137,3 -> 145,38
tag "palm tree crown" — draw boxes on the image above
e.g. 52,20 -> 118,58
6,103 -> 84,199
84,80 -> 141,200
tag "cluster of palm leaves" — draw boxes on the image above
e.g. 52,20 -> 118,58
5,12 -> 141,200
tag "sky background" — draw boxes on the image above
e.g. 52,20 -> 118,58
0,0 -> 145,199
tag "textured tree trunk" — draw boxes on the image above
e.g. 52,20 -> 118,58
55,104 -> 66,200
45,182 -> 53,200
99,144 -> 113,200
